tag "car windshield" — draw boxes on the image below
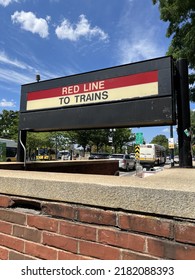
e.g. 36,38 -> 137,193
110,155 -> 123,159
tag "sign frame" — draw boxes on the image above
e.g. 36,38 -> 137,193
19,56 -> 176,132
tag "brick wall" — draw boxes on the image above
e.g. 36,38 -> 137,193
0,194 -> 195,260
0,160 -> 119,176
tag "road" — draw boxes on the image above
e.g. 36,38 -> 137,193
119,162 -> 173,177
119,169 -> 136,177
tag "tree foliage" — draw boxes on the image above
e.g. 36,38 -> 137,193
0,110 -> 19,140
112,128 -> 132,153
190,110 -> 195,155
0,110 -> 135,155
191,110 -> 195,145
153,0 -> 195,100
73,128 -> 134,153
151,134 -> 168,151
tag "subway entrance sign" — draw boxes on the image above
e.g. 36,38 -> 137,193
19,56 -> 176,132
17,56 -> 193,168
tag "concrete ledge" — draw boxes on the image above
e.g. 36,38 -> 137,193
0,167 -> 195,220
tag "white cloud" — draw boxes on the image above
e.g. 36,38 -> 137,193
162,127 -> 176,134
0,68 -> 33,84
0,0 -> 19,6
0,50 -> 33,70
55,14 -> 108,42
0,98 -> 16,107
11,11 -> 50,38
162,128 -> 170,133
115,1 -> 169,65
119,37 -> 163,64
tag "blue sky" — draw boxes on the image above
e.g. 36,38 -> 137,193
0,0 -> 194,143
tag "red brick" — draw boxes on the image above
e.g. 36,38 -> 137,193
119,213 -> 173,238
25,242 -> 58,260
42,203 -> 75,220
147,237 -> 195,259
0,232 -> 24,252
147,237 -> 175,258
175,222 -> 195,244
0,246 -> 9,259
98,228 -> 146,252
77,207 -> 116,226
174,244 -> 195,260
58,250 -> 95,260
121,250 -> 159,260
0,220 -> 12,234
13,225 -> 41,243
42,232 -> 77,253
9,251 -> 37,260
27,215 -> 58,233
0,195 -> 13,208
79,240 -> 121,259
0,209 -> 26,225
60,220 -> 97,241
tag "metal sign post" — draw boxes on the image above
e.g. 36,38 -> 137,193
169,126 -> 175,167
176,59 -> 192,168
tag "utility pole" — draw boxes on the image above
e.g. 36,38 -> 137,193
170,125 -> 174,167
176,59 -> 192,168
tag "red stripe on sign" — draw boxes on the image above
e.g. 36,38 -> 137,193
27,70 -> 158,101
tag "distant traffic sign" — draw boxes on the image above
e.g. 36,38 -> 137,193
135,132 -> 143,144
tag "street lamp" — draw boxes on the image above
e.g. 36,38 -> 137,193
2,129 -> 9,138
109,128 -> 116,153
36,74 -> 40,82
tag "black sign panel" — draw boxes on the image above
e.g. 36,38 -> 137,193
19,56 -> 176,131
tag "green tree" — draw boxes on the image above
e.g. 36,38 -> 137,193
72,128 -> 135,154
191,110 -> 195,154
69,130 -> 91,154
89,129 -> 109,152
191,110 -> 195,134
26,131 -> 73,158
112,128 -> 132,153
48,131 -> 73,151
0,110 -> 19,140
151,134 -> 168,151
26,132 -> 51,157
153,0 -> 195,101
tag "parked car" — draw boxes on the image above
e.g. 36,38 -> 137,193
88,153 -> 110,160
174,155 -> 179,164
110,154 -> 135,171
57,150 -> 71,160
